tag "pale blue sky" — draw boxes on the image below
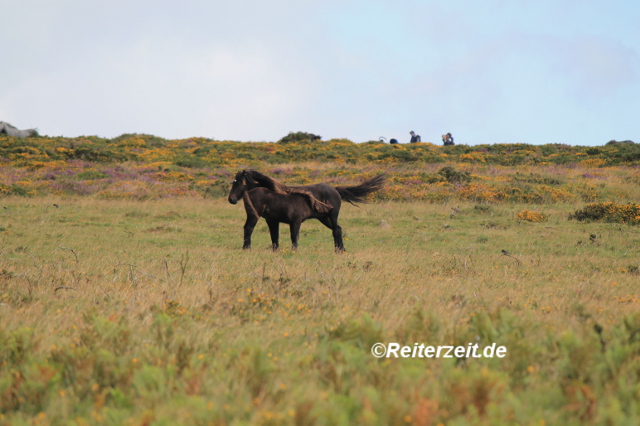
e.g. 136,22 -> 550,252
1,0 -> 638,145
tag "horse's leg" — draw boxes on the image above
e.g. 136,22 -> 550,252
266,219 -> 280,251
289,221 -> 302,251
319,213 -> 345,252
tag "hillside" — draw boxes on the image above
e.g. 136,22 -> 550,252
1,135 -> 639,204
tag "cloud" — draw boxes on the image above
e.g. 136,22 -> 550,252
1,0 -> 638,144
1,41 -> 320,139
1,1 -> 333,139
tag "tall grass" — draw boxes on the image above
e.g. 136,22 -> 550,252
1,196 -> 639,424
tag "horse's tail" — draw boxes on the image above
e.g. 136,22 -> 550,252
336,174 -> 386,205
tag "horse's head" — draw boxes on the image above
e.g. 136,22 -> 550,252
228,170 -> 248,204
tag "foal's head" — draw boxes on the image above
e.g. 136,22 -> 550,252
228,170 -> 249,204
228,170 -> 290,204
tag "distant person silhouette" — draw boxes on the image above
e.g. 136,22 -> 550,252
409,131 -> 421,143
442,133 -> 455,146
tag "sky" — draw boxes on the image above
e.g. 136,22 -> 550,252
1,0 -> 638,145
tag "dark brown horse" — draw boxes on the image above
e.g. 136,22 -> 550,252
228,170 -> 385,251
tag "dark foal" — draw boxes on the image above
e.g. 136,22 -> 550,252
229,185 -> 332,250
227,170 -> 385,251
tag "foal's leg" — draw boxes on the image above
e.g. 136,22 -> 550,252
289,221 -> 302,251
319,215 -> 345,252
266,219 -> 280,251
243,215 -> 259,249
241,193 -> 262,250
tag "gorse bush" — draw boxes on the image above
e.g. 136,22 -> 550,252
569,202 -> 640,224
516,209 -> 549,222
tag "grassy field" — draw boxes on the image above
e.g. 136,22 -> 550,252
1,191 -> 640,424
1,134 -> 640,424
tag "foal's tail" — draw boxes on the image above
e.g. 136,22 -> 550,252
289,188 -> 334,213
336,174 -> 386,205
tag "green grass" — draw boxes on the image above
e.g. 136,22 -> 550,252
1,197 -> 640,424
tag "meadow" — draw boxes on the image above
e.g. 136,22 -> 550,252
1,134 -> 640,425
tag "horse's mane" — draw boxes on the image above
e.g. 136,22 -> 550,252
243,170 -> 290,194
243,170 -> 332,213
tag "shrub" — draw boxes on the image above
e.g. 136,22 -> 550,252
277,132 -> 322,144
174,157 -> 211,168
569,202 -> 640,224
515,209 -> 548,222
605,140 -> 635,145
437,166 -> 471,183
